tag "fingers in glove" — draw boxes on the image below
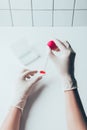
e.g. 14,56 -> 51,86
21,70 -> 38,80
28,70 -> 38,76
65,41 -> 71,48
65,41 -> 75,53
48,47 -> 56,59
48,48 -> 59,66
54,39 -> 66,51
30,75 -> 42,86
25,70 -> 38,79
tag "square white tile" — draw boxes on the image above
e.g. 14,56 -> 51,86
75,0 -> 87,9
32,0 -> 53,9
10,0 -> 31,9
12,10 -> 32,26
73,10 -> 87,26
0,0 -> 9,9
0,10 -> 12,26
33,11 -> 52,26
54,10 -> 73,26
54,0 -> 74,9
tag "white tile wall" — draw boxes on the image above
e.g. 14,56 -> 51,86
0,0 -> 9,9
0,0 -> 87,26
54,11 -> 73,26
0,10 -> 12,26
33,11 -> 52,26
74,10 -> 87,26
54,0 -> 74,9
12,10 -> 32,26
10,0 -> 31,9
75,0 -> 87,9
32,0 -> 53,9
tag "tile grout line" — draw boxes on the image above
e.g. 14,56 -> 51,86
31,0 -> 34,26
52,0 -> 54,26
0,9 -> 87,11
71,0 -> 76,26
8,0 -> 14,26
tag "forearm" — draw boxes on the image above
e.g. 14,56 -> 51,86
48,39 -> 87,129
0,107 -> 22,130
0,69 -> 42,130
65,88 -> 87,130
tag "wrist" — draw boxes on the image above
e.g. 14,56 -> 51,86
12,95 -> 27,113
61,75 -> 77,91
10,106 -> 22,115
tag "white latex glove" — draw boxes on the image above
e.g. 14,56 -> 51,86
49,39 -> 77,91
12,69 -> 42,112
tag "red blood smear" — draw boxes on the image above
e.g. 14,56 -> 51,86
47,40 -> 58,50
40,70 -> 46,74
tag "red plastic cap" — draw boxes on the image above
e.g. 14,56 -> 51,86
47,40 -> 58,50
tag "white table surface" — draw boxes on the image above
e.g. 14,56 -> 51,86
0,27 -> 87,130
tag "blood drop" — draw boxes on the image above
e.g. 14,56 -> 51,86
40,70 -> 46,74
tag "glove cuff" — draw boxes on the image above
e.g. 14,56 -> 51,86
62,76 -> 77,91
12,96 -> 27,113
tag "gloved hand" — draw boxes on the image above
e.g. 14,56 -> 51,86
49,39 -> 77,91
12,69 -> 42,112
